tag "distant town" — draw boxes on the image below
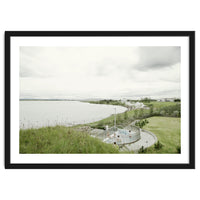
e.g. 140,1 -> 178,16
20,97 -> 181,102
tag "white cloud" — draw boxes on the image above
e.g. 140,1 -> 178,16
135,46 -> 180,70
20,46 -> 180,99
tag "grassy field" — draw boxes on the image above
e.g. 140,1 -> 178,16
142,116 -> 181,153
145,101 -> 178,108
20,126 -> 119,154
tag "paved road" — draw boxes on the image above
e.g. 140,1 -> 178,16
120,129 -> 157,152
90,127 -> 157,153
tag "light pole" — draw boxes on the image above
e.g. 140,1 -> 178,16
114,107 -> 116,129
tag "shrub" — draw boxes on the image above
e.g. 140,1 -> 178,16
153,111 -> 160,116
154,140 -> 163,150
138,146 -> 147,153
173,110 -> 179,117
176,145 -> 181,153
160,110 -> 165,116
95,125 -> 105,130
174,98 -> 181,102
135,119 -> 149,129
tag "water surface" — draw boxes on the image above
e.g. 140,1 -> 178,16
20,101 -> 127,129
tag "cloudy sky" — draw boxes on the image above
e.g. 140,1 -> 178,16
20,46 -> 180,99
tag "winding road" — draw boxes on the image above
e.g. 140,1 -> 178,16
120,129 -> 157,152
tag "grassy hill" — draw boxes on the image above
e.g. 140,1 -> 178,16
20,116 -> 181,154
20,126 -> 119,154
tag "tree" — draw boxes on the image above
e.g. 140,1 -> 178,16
135,119 -> 149,129
174,98 -> 181,102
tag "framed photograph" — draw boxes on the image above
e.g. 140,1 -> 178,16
5,31 -> 195,169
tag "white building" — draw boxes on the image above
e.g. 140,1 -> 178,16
157,98 -> 175,102
121,99 -> 145,109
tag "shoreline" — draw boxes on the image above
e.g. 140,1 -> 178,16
20,101 -> 127,130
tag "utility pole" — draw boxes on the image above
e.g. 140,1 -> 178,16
114,107 -> 116,130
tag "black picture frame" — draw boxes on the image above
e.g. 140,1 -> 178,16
5,31 -> 195,169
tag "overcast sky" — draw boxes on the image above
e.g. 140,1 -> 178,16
20,46 -> 180,99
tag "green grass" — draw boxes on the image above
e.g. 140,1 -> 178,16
88,101 -> 180,129
20,126 -> 119,154
145,101 -> 177,109
142,116 -> 181,153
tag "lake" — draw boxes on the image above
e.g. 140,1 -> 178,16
20,101 -> 127,129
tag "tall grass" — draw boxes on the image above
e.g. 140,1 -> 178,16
20,126 -> 119,154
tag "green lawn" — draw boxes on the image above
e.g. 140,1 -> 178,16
143,116 -> 181,153
20,126 -> 119,154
